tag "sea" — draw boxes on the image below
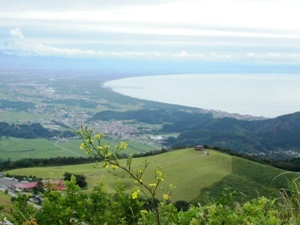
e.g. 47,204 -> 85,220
104,74 -> 300,118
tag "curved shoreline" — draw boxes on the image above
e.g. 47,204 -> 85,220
102,73 -> 300,118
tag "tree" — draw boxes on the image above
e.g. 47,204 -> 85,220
76,126 -> 176,225
63,172 -> 87,188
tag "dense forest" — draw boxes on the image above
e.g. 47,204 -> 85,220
0,122 -> 74,139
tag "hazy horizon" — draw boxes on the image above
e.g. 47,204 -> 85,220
1,0 -> 300,74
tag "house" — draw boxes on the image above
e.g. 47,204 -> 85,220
11,182 -> 38,191
43,179 -> 65,191
194,145 -> 205,151
11,179 -> 66,192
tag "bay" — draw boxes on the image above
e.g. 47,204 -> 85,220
104,74 -> 300,118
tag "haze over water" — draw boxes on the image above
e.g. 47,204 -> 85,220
105,74 -> 300,118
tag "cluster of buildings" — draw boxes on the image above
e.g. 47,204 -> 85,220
10,179 -> 65,192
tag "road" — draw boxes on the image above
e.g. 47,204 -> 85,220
54,140 -> 86,157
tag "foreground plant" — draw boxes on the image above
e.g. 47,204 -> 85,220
76,125 -> 176,225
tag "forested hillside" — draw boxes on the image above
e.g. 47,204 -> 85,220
0,122 -> 74,139
93,109 -> 300,154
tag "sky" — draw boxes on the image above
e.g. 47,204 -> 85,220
1,0 -> 300,72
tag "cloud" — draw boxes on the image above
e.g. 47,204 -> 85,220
0,28 -> 165,59
246,52 -> 300,64
1,28 -> 300,65
9,28 -> 24,39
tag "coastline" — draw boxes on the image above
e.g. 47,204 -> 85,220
103,73 -> 300,119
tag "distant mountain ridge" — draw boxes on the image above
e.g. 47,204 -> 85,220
165,111 -> 300,154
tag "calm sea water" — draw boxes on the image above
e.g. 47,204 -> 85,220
104,74 -> 300,118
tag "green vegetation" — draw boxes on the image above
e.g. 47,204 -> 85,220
91,109 -> 203,124
64,172 -> 87,188
8,174 -> 300,225
5,128 -> 300,225
197,157 -> 296,203
90,108 -> 300,155
0,191 -> 13,219
0,136 -> 155,161
43,99 -> 98,109
5,148 -> 295,203
0,137 -> 85,160
0,100 -> 35,111
0,122 -> 71,139
0,111 -> 52,122
164,112 -> 300,154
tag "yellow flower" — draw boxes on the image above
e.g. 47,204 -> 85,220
156,170 -> 164,181
149,183 -> 157,187
116,142 -> 127,150
131,189 -> 140,199
94,133 -> 103,139
111,164 -> 119,169
169,184 -> 175,189
80,143 -> 86,149
163,194 -> 170,200
140,209 -> 148,214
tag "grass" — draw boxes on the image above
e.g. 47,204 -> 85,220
6,149 -> 232,202
197,156 -> 297,203
5,148 -> 297,203
0,137 -> 86,160
0,191 -> 13,218
0,111 -> 52,122
0,191 -> 12,206
0,137 -> 155,161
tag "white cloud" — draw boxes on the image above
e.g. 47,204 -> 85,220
1,0 -> 300,66
2,28 -> 300,65
246,52 -> 300,63
9,28 -> 24,39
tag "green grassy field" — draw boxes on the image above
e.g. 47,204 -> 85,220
0,111 -> 52,122
0,137 -> 155,161
196,156 -> 297,203
5,148 -> 296,203
5,149 -> 231,202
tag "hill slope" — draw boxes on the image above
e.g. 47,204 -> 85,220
5,148 -> 296,202
91,109 -> 300,154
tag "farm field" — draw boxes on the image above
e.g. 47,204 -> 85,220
0,111 -> 52,122
0,137 -> 156,161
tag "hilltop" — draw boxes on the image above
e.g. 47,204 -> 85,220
5,148 -> 296,202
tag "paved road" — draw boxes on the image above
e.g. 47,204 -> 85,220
0,177 -> 22,190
